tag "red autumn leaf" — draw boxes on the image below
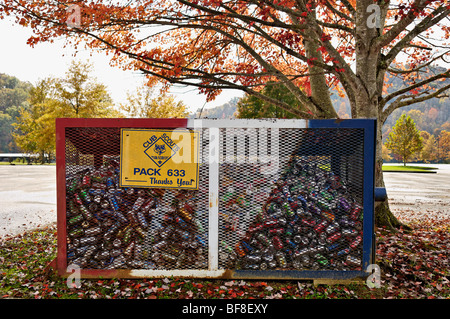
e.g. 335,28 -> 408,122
307,57 -> 317,66
317,46 -> 327,53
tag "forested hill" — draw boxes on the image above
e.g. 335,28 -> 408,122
189,97 -> 240,119
188,91 -> 448,137
331,65 -> 450,137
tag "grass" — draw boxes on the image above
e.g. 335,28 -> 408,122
382,165 -> 438,173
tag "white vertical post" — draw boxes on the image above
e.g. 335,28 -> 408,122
208,126 -> 220,270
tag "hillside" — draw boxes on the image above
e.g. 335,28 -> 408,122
189,97 -> 240,119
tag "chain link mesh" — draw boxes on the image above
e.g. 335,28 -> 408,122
64,125 -> 364,272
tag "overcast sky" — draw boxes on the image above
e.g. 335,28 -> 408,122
0,17 -> 242,114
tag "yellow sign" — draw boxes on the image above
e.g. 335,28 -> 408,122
120,128 -> 199,190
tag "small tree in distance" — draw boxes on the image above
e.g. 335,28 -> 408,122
119,85 -> 188,119
385,114 -> 423,166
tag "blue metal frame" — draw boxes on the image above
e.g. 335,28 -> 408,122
309,119 -> 376,276
233,119 -> 377,281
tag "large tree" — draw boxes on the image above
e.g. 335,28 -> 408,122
2,0 -> 449,230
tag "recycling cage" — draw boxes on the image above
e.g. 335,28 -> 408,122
55,118 -> 377,281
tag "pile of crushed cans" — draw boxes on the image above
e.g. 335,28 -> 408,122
66,156 -> 208,269
226,156 -> 364,271
66,152 -> 363,272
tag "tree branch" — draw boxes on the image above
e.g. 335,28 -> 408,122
387,50 -> 450,74
381,83 -> 450,123
381,69 -> 450,107
376,0 -> 430,48
381,5 -> 450,67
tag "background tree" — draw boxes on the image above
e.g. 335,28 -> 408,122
12,79 -> 60,163
13,61 -> 119,162
385,114 -> 424,166
2,0 -> 449,229
120,85 -> 188,118
437,130 -> 450,162
382,144 -> 393,162
414,131 -> 437,163
0,73 -> 32,152
55,61 -> 116,118
236,82 -> 302,119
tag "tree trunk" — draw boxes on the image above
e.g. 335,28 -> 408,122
355,0 -> 402,230
303,5 -> 337,119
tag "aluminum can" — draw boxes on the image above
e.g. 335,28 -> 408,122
326,232 -> 342,244
255,233 -> 271,247
246,254 -> 262,263
314,220 -> 328,233
84,226 -> 102,237
69,228 -> 84,238
337,247 -> 351,257
326,222 -> 340,234
272,236 -> 283,250
104,223 -> 119,240
112,211 -> 127,224
153,240 -> 168,251
349,205 -> 362,221
79,236 -> 99,246
132,197 -> 145,211
346,255 -> 361,266
268,227 -> 284,235
342,228 -> 359,237
235,242 -> 246,257
108,194 -> 120,211
350,235 -> 362,249
339,197 -> 351,212
68,214 -> 84,226
275,251 -> 287,268
136,210 -> 149,228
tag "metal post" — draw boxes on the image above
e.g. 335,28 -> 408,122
208,127 -> 220,271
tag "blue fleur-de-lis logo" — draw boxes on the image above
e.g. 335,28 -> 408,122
153,143 -> 166,155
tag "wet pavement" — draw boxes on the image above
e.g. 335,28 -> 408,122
0,163 -> 448,238
383,164 -> 450,214
0,165 -> 56,238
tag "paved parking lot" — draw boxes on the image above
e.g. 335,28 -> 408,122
0,164 -> 448,238
383,164 -> 450,214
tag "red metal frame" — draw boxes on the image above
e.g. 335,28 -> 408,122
55,118 -> 189,276
55,118 -> 375,281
